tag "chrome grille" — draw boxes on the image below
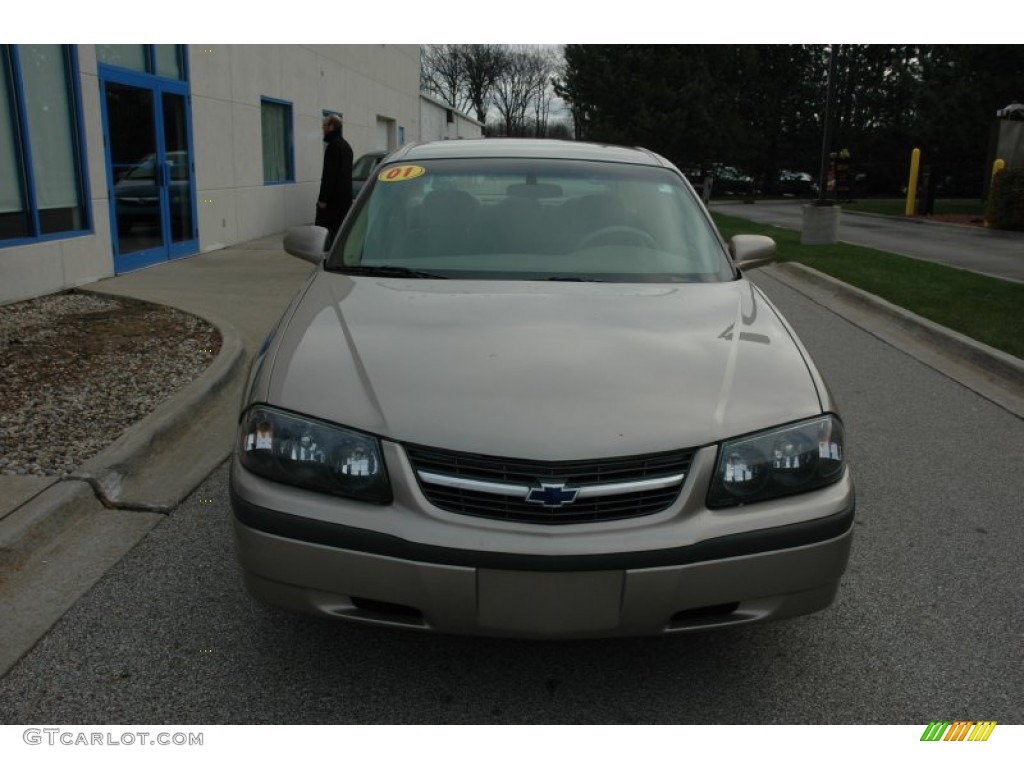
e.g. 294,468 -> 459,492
404,444 -> 693,525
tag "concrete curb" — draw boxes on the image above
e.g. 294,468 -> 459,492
0,480 -> 103,576
0,309 -> 246,581
67,297 -> 247,509
0,489 -> 164,676
766,262 -> 1024,417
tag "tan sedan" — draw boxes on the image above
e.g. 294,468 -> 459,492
230,139 -> 854,638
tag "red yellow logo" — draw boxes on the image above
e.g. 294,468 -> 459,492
377,165 -> 426,182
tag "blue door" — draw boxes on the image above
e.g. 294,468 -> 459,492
101,71 -> 197,272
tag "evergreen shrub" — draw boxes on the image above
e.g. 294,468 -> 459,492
986,168 -> 1024,231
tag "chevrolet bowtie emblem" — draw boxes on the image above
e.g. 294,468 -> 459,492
525,482 -> 580,508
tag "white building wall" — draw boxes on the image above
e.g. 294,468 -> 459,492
191,43 -> 422,250
419,95 -> 485,143
1,44 -> 421,304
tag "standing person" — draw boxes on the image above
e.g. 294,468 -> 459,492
316,113 -> 354,245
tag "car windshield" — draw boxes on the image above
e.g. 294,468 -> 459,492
327,157 -> 733,282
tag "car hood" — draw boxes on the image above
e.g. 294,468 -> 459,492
264,273 -> 823,459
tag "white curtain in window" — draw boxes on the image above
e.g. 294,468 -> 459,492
0,51 -> 24,215
261,101 -> 289,182
154,45 -> 182,80
96,45 -> 146,72
20,45 -> 79,212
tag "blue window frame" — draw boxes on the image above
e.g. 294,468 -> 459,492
1,44 -> 90,245
98,64 -> 197,273
96,45 -> 187,81
261,97 -> 294,184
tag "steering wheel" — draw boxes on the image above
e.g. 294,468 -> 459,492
576,226 -> 658,250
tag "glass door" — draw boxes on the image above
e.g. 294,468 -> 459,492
162,91 -> 195,257
102,72 -> 196,271
106,81 -> 163,264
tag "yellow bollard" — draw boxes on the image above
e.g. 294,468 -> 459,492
992,158 -> 1006,183
986,159 -> 1006,228
905,148 -> 920,216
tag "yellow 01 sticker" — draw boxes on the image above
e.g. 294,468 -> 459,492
377,164 -> 426,182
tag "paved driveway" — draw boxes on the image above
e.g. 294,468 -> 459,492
712,201 -> 1024,283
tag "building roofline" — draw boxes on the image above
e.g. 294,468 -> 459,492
418,92 -> 485,128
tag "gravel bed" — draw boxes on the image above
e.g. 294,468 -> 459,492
0,291 -> 221,477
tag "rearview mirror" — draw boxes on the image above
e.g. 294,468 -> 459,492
729,235 -> 777,270
283,226 -> 329,265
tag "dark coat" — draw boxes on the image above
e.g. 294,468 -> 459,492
316,131 -> 354,233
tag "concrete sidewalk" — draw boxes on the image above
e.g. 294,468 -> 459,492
0,234 -> 315,674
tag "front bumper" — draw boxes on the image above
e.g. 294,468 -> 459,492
230,443 -> 855,638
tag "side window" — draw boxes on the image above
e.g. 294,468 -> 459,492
261,98 -> 293,184
1,44 -> 89,243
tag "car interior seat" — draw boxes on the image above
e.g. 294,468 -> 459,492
413,189 -> 482,257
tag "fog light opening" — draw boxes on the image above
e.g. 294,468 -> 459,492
669,602 -> 740,626
349,596 -> 425,624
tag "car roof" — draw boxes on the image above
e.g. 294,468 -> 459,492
385,138 -> 673,169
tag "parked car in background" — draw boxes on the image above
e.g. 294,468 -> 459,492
711,164 -> 757,197
351,150 -> 388,198
113,150 -> 189,227
233,139 -> 855,639
111,150 -> 191,240
776,170 -> 819,198
678,166 -> 714,202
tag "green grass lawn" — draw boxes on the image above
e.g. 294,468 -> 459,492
712,212 -> 1024,360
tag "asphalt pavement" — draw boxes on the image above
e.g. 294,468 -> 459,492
0,217 -> 1022,678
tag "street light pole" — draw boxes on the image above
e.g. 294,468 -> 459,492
802,44 -> 841,245
816,45 -> 838,205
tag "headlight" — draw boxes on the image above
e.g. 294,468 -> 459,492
708,415 -> 845,508
238,405 -> 391,504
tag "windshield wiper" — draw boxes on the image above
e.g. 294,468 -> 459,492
331,265 -> 448,279
546,276 -> 605,282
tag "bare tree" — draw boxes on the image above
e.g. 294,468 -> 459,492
423,44 -> 568,137
421,44 -> 471,115
529,48 -> 559,137
491,46 -> 553,137
461,44 -> 503,124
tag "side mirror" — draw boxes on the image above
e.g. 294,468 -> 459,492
729,234 -> 777,270
283,226 -> 329,265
